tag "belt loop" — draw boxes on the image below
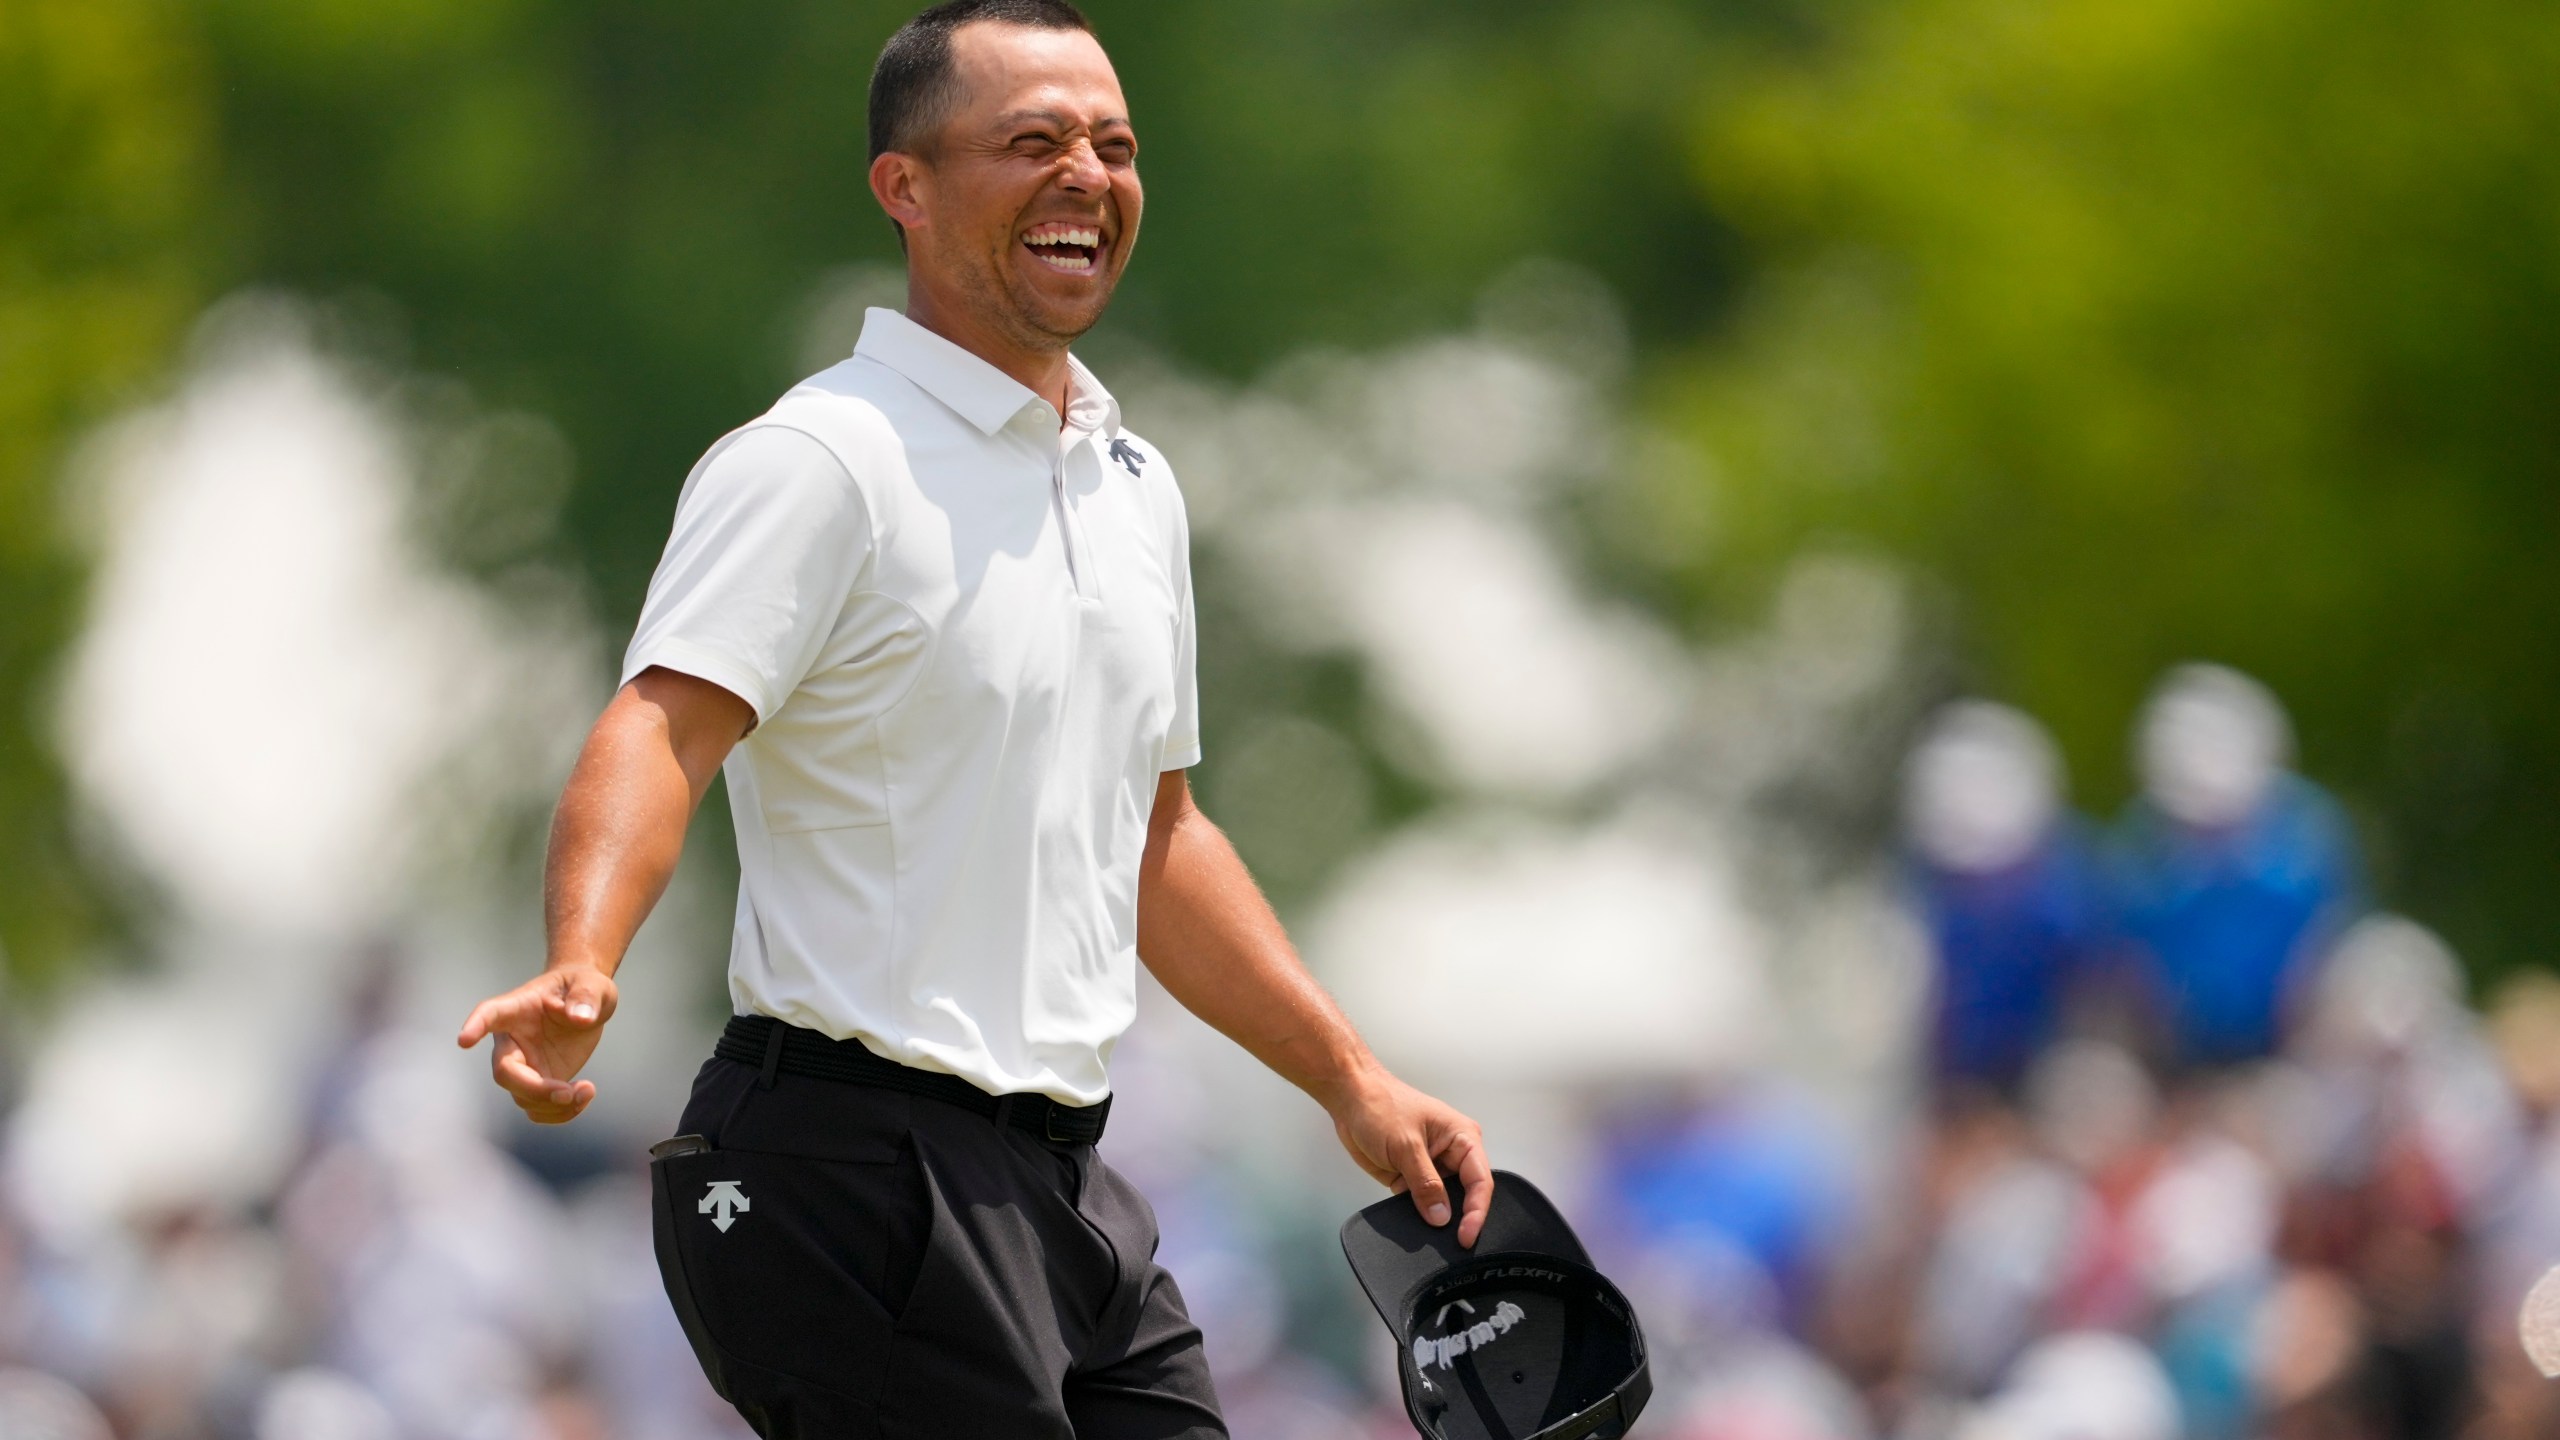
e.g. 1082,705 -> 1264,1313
991,1093 -> 1020,1132
757,1019 -> 787,1091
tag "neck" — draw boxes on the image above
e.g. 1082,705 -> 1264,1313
904,276 -> 1075,419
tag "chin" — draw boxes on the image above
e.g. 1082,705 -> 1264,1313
1008,275 -> 1115,343
1038,299 -> 1110,341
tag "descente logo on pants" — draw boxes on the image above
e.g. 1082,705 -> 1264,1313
1412,1300 -> 1527,1371
700,1180 -> 750,1232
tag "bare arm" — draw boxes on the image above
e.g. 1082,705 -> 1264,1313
457,666 -> 753,1122
1137,769 -> 1495,1245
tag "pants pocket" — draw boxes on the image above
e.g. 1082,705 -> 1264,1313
651,1139 -> 924,1437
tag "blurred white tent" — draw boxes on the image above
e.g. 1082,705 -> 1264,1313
10,298 -> 697,1237
1313,814 -> 1770,1081
57,298 -> 591,936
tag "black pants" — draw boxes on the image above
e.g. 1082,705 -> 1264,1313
651,1052 -> 1227,1439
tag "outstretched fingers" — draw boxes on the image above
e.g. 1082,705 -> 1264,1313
459,970 -> 611,1051
459,969 -> 613,1125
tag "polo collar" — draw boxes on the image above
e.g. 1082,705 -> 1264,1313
853,307 -> 1120,439
1063,353 -> 1123,439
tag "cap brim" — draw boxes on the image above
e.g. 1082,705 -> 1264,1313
1339,1169 -> 1591,1340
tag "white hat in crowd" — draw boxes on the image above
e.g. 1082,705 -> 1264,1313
2136,664 -> 2292,830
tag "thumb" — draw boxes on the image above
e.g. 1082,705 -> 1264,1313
547,967 -> 615,1026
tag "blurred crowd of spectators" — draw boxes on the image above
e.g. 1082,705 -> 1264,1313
0,951 -> 750,1440
1577,665 -> 2560,1440
4,662 -> 2558,1440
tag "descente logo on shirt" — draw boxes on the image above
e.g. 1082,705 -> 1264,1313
1411,1299 -> 1528,1371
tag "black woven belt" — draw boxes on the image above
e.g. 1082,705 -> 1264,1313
715,1013 -> 1111,1146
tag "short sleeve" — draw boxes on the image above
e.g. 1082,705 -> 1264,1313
621,425 -> 871,723
1161,480 -> 1202,771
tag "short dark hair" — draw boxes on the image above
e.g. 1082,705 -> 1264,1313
867,0 -> 1095,165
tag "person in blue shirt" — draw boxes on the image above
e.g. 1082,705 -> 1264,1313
2112,665 -> 2360,1068
1589,1080 -> 1855,1336
1902,702 -> 2110,1095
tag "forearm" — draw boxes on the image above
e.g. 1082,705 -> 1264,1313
544,671 -> 744,977
1135,771 -> 1492,1237
1135,790 -> 1381,1110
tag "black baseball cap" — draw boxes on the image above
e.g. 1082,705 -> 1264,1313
1340,1170 -> 1650,1440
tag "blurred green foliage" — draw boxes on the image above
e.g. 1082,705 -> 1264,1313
1,0 -> 205,984
2,0 -> 2554,980
1666,0 -> 2560,973
194,0 -> 1743,607
0,0 -> 1742,979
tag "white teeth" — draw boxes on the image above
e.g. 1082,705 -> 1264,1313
1023,227 -> 1103,272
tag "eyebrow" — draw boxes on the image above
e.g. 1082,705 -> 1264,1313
991,108 -> 1134,133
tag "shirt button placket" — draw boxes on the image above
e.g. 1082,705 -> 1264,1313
1053,438 -> 1099,602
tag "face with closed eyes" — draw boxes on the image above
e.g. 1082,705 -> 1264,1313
872,22 -> 1141,354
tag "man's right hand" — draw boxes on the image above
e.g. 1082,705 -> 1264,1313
459,669 -> 749,1125
457,965 -> 619,1123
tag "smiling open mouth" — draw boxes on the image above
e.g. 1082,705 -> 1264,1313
1022,223 -> 1104,274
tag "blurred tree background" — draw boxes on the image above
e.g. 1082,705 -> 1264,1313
3,0 -> 2554,982
1664,0 -> 2560,973
2,0 -> 205,984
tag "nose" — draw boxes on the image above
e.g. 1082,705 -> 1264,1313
1056,137 -> 1108,194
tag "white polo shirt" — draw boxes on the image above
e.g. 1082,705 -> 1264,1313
622,307 -> 1199,1105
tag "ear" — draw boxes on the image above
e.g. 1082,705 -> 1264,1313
869,151 -> 932,236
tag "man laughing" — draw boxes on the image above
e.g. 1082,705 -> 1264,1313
457,3 -> 1494,1435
